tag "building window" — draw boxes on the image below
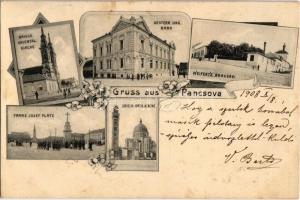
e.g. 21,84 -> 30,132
156,61 -> 158,69
155,46 -> 158,56
160,48 -> 162,57
141,40 -> 144,51
120,40 -> 123,50
120,58 -> 124,68
93,47 -> 96,57
150,59 -> 153,68
100,47 -> 103,56
160,61 -> 162,69
250,55 -> 254,61
100,61 -> 103,69
164,50 -> 166,58
141,58 -> 144,68
150,44 -> 153,55
164,62 -> 166,69
107,59 -> 111,69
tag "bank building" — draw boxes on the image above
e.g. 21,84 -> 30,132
91,16 -> 176,79
109,106 -> 157,160
20,27 -> 62,99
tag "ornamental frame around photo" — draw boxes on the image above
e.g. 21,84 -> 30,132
6,105 -> 107,160
187,18 -> 299,89
9,20 -> 83,105
104,97 -> 160,171
79,11 -> 191,87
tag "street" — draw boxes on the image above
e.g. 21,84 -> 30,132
7,144 -> 106,160
24,90 -> 82,105
189,59 -> 292,87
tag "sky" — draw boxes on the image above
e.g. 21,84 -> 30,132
106,98 -> 158,148
79,11 -> 191,64
13,23 -> 79,81
191,19 -> 298,65
8,106 -> 105,138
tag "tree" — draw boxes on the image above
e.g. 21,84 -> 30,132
206,40 -> 263,60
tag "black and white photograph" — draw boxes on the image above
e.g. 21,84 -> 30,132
189,19 -> 298,88
105,98 -> 159,171
79,11 -> 191,87
7,106 -> 105,160
9,21 -> 82,105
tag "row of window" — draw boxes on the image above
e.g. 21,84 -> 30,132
96,58 -> 171,70
94,39 -> 174,61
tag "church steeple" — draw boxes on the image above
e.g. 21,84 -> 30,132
32,124 -> 37,142
63,112 -> 72,140
47,32 -> 62,92
40,26 -> 52,65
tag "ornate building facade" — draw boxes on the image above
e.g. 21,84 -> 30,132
21,27 -> 61,98
109,105 -> 156,160
91,16 -> 176,79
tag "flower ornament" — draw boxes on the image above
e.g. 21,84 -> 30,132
89,153 -> 117,171
104,160 -> 117,171
79,80 -> 110,109
93,98 -> 108,110
158,80 -> 190,97
65,100 -> 82,111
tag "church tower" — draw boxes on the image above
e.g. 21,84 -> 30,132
32,124 -> 37,142
39,27 -> 56,79
112,106 -> 120,151
63,112 -> 72,141
48,33 -> 61,92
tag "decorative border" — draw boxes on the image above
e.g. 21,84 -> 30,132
9,20 -> 83,105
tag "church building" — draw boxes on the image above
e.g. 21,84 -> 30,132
21,27 -> 61,99
91,16 -> 176,79
109,105 -> 156,160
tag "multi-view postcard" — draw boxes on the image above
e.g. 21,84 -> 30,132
7,106 -> 105,160
1,2 -> 300,199
9,21 -> 82,105
189,19 -> 298,88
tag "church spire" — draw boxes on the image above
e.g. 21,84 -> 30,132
32,124 -> 37,142
40,26 -> 52,66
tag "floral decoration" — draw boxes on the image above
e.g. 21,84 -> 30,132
158,80 -> 190,97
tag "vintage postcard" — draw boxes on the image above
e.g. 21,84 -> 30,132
189,19 -> 298,88
6,106 -> 105,160
105,98 -> 159,171
9,21 -> 82,105
1,1 -> 300,199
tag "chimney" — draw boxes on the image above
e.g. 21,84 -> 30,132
283,43 -> 286,52
263,42 -> 266,54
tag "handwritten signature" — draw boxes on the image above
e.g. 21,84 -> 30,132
224,146 -> 282,170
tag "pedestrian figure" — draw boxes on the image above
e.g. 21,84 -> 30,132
63,89 -> 67,98
35,91 -> 39,100
68,88 -> 71,95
